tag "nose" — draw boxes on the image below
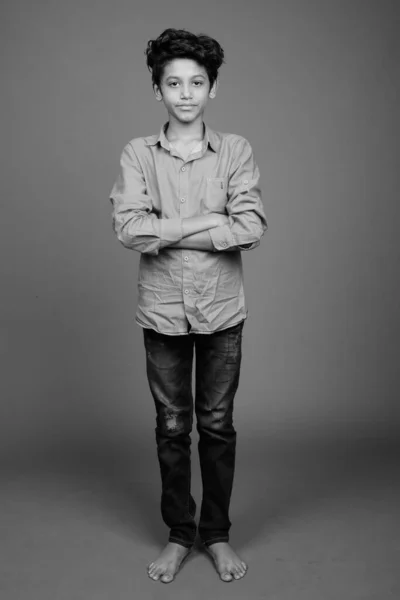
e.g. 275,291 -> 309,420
180,85 -> 192,99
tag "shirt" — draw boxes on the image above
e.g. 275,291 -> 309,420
109,122 -> 267,335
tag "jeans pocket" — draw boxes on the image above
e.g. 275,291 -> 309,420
226,322 -> 243,364
144,333 -> 182,370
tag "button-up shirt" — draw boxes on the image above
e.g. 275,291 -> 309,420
109,122 -> 267,335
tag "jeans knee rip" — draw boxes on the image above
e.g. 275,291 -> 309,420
165,411 -> 180,432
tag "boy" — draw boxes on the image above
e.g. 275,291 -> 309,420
109,28 -> 267,583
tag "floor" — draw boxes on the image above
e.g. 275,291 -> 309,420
1,436 -> 399,600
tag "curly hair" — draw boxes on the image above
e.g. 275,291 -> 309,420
145,28 -> 225,89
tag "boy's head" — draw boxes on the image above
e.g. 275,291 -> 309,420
145,28 -> 225,123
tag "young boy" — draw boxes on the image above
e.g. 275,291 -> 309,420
109,28 -> 267,583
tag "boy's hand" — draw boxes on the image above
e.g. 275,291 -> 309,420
181,213 -> 229,239
211,212 -> 229,227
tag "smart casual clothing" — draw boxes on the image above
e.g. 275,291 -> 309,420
109,122 -> 266,548
109,122 -> 267,335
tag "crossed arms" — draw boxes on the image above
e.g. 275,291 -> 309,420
110,137 -> 267,256
168,213 -> 231,252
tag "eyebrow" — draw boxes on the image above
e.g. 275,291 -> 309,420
165,74 -> 206,81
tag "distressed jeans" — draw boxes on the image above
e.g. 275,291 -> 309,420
143,320 -> 244,549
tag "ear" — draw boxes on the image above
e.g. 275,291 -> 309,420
209,78 -> 218,99
153,84 -> 163,102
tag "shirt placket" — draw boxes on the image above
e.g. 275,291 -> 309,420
178,160 -> 194,319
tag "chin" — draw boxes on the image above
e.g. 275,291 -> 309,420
176,113 -> 197,123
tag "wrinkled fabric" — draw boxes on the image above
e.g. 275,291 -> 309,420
143,320 -> 244,548
109,122 -> 267,335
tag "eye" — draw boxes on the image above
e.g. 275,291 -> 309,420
168,81 -> 179,87
193,81 -> 204,86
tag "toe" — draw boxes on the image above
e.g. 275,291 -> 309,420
161,573 -> 173,583
221,571 -> 233,582
241,561 -> 247,571
150,571 -> 159,580
233,567 -> 242,579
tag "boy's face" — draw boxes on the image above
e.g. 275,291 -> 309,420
154,58 -> 217,124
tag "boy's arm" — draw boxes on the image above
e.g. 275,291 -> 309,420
208,137 -> 268,252
109,143 -> 222,255
169,231 -> 254,251
168,230 -> 215,251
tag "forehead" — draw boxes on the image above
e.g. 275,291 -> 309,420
162,58 -> 207,79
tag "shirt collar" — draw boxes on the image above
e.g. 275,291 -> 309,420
144,122 -> 220,153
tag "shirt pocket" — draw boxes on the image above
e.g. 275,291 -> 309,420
205,176 -> 229,212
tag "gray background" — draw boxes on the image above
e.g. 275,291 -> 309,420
1,1 -> 400,598
2,0 -> 399,460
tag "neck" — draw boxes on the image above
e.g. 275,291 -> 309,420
166,115 -> 205,143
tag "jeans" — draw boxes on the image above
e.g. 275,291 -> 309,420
143,320 -> 244,549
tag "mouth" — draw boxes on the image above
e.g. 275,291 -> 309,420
177,105 -> 196,109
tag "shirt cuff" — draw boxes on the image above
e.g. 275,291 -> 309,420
209,224 -> 237,251
160,218 -> 184,248
238,241 -> 258,250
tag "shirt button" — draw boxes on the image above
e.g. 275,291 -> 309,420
180,197 -> 186,203
243,179 -> 248,184
184,256 -> 189,261
184,289 -> 189,294
181,166 -> 186,171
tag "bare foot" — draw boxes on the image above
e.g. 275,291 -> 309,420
147,542 -> 191,583
205,542 -> 248,582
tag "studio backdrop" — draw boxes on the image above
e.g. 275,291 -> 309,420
1,0 -> 399,464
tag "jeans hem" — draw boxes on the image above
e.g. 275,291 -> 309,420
168,536 -> 195,549
201,536 -> 229,547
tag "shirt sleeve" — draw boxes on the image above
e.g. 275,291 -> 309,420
209,137 -> 267,252
109,143 -> 183,255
